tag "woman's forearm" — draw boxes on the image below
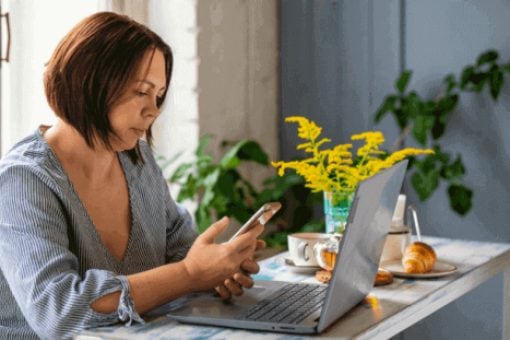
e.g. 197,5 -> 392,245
90,261 -> 193,314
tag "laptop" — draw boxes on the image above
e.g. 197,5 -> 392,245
166,160 -> 408,334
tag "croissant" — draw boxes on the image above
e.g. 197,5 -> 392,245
402,241 -> 437,273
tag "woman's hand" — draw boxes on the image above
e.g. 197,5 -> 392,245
182,217 -> 263,292
215,239 -> 266,300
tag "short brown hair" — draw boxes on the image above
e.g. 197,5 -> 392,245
44,11 -> 173,163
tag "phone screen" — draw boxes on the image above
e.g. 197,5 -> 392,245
228,202 -> 281,242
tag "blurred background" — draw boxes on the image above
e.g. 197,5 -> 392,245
1,1 -> 509,339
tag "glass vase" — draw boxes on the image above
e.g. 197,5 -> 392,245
323,191 -> 354,234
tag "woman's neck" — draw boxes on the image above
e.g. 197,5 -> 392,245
42,119 -> 118,183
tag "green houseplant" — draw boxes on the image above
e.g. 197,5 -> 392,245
160,136 -> 320,247
375,49 -> 510,215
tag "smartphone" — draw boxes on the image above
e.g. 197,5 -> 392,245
228,202 -> 282,242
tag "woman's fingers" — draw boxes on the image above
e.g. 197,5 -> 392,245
224,278 -> 243,296
240,258 -> 260,274
199,217 -> 230,244
255,239 -> 266,251
233,272 -> 254,289
215,284 -> 231,300
230,224 -> 263,252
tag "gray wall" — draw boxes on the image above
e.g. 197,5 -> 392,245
280,0 -> 510,338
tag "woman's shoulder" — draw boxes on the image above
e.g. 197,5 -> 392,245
0,130 -> 59,183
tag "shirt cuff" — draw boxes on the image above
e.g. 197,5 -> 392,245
116,275 -> 145,326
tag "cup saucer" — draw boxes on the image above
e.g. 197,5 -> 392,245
283,257 -> 321,274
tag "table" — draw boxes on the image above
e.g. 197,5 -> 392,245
77,237 -> 510,339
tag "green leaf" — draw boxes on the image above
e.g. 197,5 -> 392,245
238,141 -> 269,165
448,184 -> 473,215
300,220 -> 324,233
176,174 -> 197,202
414,154 -> 438,174
169,163 -> 193,183
432,145 -> 451,164
471,72 -> 487,92
443,74 -> 457,93
215,171 -> 238,198
196,135 -> 212,157
411,169 -> 439,201
157,152 -> 183,171
431,119 -> 446,140
437,94 -> 459,113
412,114 -> 434,146
396,70 -> 412,93
219,140 -> 249,169
441,156 -> 465,180
460,66 -> 475,89
476,50 -> 498,66
402,92 -> 422,117
264,232 -> 289,249
505,62 -> 510,73
196,206 -> 212,233
229,202 -> 253,225
203,168 -> 221,190
489,67 -> 504,100
374,95 -> 397,122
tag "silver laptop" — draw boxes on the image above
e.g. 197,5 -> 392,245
166,160 -> 408,334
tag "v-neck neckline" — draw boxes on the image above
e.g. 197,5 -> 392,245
36,127 -> 138,266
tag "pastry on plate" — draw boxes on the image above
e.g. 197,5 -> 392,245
402,241 -> 436,273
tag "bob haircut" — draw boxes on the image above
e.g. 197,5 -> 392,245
44,11 -> 173,163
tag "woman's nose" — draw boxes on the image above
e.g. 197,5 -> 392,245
143,97 -> 160,118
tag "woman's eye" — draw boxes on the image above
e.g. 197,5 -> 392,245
136,91 -> 148,97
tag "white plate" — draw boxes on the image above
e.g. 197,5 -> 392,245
380,259 -> 458,279
283,257 -> 321,274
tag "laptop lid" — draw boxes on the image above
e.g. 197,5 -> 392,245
317,160 -> 408,332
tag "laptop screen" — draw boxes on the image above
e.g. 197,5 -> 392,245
317,160 -> 408,332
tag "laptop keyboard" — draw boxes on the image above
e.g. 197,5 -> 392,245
238,283 -> 327,324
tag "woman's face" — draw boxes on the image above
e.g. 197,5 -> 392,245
108,48 -> 167,151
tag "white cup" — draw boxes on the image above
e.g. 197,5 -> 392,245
380,226 -> 411,263
287,232 -> 330,267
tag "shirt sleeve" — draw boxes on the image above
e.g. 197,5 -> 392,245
0,165 -> 143,339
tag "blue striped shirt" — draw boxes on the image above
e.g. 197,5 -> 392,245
0,129 -> 198,339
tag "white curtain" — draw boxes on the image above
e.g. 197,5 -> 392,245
0,0 -> 100,155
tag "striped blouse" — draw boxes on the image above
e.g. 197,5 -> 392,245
0,129 -> 198,339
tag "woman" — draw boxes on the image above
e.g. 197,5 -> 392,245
0,12 -> 262,339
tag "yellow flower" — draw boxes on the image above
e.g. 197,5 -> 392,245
272,116 -> 433,194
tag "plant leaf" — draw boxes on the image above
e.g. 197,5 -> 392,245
196,206 -> 212,233
431,119 -> 446,140
220,140 -> 249,169
374,95 -> 397,122
440,156 -> 465,180
157,152 -> 183,171
169,163 -> 193,183
411,169 -> 439,201
476,50 -> 498,66
471,72 -> 487,92
215,170 -> 239,198
396,70 -> 412,93
196,135 -> 211,156
460,66 -> 475,89
489,67 -> 504,100
412,114 -> 434,146
437,94 -> 459,113
448,184 -> 473,215
443,74 -> 457,93
238,141 -> 269,165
